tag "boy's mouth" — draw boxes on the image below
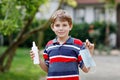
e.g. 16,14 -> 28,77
58,32 -> 65,34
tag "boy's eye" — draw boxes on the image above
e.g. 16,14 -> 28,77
63,24 -> 67,27
55,24 -> 60,27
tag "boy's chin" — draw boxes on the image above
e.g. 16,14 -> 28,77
58,35 -> 68,38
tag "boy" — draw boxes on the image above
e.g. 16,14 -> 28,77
30,9 -> 94,80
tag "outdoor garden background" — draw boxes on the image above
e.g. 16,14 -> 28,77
0,0 -> 120,80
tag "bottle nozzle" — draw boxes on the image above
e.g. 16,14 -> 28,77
33,41 -> 36,47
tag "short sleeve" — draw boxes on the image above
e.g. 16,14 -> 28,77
43,40 -> 53,67
73,38 -> 85,69
78,53 -> 84,69
78,43 -> 86,69
43,49 -> 49,67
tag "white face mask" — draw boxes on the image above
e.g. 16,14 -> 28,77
79,44 -> 96,71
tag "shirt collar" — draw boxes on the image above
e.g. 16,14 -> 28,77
53,36 -> 73,44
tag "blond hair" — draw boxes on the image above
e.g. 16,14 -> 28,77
50,9 -> 72,25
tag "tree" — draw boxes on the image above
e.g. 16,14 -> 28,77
0,0 -> 64,72
117,3 -> 120,48
104,0 -> 116,46
103,0 -> 120,48
100,0 -> 117,46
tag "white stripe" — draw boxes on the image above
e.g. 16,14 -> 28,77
50,55 -> 77,59
47,74 -> 79,78
63,45 -> 80,50
46,45 -> 60,51
46,60 -> 49,62
43,53 -> 47,55
46,44 -> 80,51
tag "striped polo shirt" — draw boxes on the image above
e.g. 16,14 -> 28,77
43,37 -> 85,80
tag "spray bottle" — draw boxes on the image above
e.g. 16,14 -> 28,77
31,41 -> 40,64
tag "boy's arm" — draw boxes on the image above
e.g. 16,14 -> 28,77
30,50 -> 48,73
39,59 -> 48,73
81,65 -> 90,73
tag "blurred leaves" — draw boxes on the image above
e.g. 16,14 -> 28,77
0,0 -> 48,35
64,0 -> 77,7
101,0 -> 116,8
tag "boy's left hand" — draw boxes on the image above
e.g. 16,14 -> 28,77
85,39 -> 95,56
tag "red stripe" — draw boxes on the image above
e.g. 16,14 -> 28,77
74,39 -> 83,46
46,40 -> 53,46
47,76 -> 79,80
77,55 -> 82,62
43,54 -> 48,60
50,57 -> 77,63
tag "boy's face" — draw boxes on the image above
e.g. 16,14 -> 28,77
51,20 -> 72,38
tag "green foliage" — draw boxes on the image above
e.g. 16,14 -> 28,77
65,0 -> 77,7
0,0 -> 23,35
0,0 -> 48,35
91,21 -> 117,46
104,0 -> 116,9
0,20 -> 19,35
0,46 -> 46,80
70,23 -> 90,42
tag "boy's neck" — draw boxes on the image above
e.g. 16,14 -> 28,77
57,36 -> 69,44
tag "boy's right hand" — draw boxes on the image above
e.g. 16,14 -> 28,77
30,50 -> 35,60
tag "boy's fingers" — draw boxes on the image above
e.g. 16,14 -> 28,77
30,52 -> 33,55
31,55 -> 35,59
30,50 -> 35,60
91,43 -> 94,47
30,54 -> 35,60
30,50 -> 33,53
89,43 -> 94,49
85,39 -> 95,48
85,39 -> 90,47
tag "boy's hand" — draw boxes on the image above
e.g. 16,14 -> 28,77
30,50 -> 35,60
85,39 -> 95,56
30,50 -> 40,60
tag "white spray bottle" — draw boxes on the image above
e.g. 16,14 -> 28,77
32,41 -> 40,64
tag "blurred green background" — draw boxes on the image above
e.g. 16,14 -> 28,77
0,46 -> 46,80
0,0 -> 120,80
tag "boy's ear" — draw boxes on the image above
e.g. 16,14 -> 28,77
50,24 -> 54,31
69,24 -> 73,30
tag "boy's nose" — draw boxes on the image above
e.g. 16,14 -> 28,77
59,26 -> 63,30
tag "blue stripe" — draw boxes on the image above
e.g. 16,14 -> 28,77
48,47 -> 79,58
79,60 -> 84,68
48,71 -> 78,76
48,62 -> 78,73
